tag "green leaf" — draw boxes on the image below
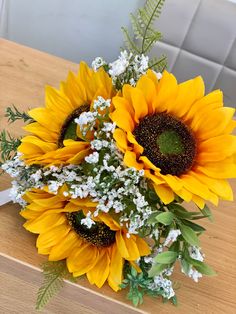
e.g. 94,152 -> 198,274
147,211 -> 162,224
36,261 -> 69,310
200,204 -> 214,222
169,240 -> 180,252
148,263 -> 167,277
154,251 -> 178,264
5,104 -> 34,124
0,130 -> 21,162
155,212 -> 175,225
194,263 -> 216,276
180,224 -> 200,246
172,295 -> 178,306
180,259 -> 191,275
182,219 -> 206,233
188,259 -> 216,276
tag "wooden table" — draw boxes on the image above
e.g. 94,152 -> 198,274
0,39 -> 236,314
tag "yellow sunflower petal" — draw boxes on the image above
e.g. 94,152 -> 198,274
144,170 -> 164,185
112,96 -> 134,118
49,231 -> 81,261
127,131 -> 144,154
191,195 -> 205,209
122,234 -> 140,261
153,184 -> 175,204
23,122 -> 58,142
197,135 -> 236,163
130,87 -> 149,123
140,156 -> 160,172
87,250 -> 110,288
61,71 -> 85,108
20,210 -> 40,220
97,213 -> 120,231
110,108 -> 134,132
193,107 -> 235,140
175,188 -> 192,202
185,89 -> 223,122
153,71 -> 178,113
136,75 -> 156,113
28,108 -> 61,131
180,172 -> 213,200
113,128 -> 129,152
116,230 -> 129,259
124,151 -> 144,170
193,171 -> 233,200
135,236 -> 151,256
196,157 -> 236,179
67,243 -> 99,276
36,224 -> 70,249
108,244 -> 124,291
168,76 -> 205,118
45,85 -> 74,114
23,212 -> 66,234
21,136 -> 57,153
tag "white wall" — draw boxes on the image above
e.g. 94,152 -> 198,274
1,0 -> 143,63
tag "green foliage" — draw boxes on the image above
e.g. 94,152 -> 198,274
36,260 -> 75,310
122,0 -> 167,71
200,204 -> 214,222
121,266 -> 175,307
0,130 -> 21,163
179,224 -> 200,247
155,211 -> 175,225
153,251 -> 178,264
183,249 -> 216,276
148,263 -> 167,277
5,105 -> 34,124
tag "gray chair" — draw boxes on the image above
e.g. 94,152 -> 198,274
151,0 -> 236,107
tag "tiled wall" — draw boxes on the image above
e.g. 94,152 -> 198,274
152,0 -> 236,107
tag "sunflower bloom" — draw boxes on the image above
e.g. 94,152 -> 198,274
110,70 -> 236,208
18,62 -> 114,165
21,189 -> 150,291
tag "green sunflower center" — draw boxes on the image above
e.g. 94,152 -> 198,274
58,104 -> 90,148
66,211 -> 116,247
134,112 -> 196,176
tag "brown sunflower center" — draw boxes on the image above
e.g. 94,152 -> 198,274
58,104 -> 90,148
134,112 -> 196,176
66,211 -> 116,247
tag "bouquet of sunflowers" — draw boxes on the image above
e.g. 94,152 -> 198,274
1,0 -> 236,310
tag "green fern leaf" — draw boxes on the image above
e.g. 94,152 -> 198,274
123,0 -> 166,58
121,26 -> 140,54
36,260 -> 72,310
149,55 -> 167,72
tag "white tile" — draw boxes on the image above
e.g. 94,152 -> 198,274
154,0 -> 201,46
182,0 -> 236,64
172,50 -> 221,93
213,67 -> 236,107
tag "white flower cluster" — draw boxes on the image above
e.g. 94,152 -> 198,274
188,246 -> 204,262
163,229 -> 181,246
109,51 -> 132,77
92,51 -> 150,88
180,246 -> 204,282
187,268 -> 202,282
80,211 -> 95,229
91,57 -> 106,72
148,275 -> 175,299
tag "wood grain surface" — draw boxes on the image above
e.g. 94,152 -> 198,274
0,39 -> 236,314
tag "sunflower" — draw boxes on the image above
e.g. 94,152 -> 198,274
18,62 -> 114,165
110,70 -> 236,209
20,188 -> 150,291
